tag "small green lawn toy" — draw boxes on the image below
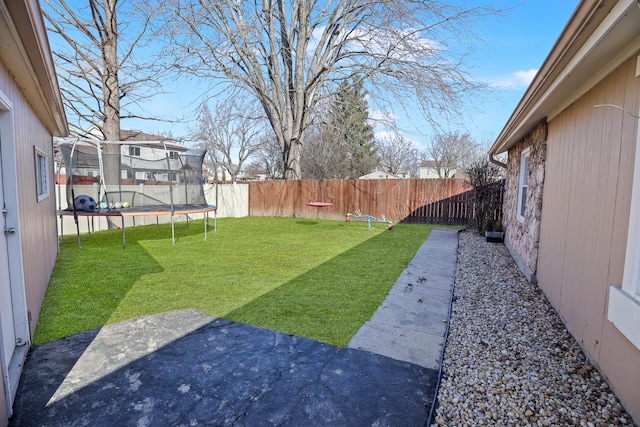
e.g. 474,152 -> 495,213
346,209 -> 394,230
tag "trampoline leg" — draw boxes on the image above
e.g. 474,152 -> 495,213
204,212 -> 208,241
121,217 -> 126,249
171,214 -> 175,244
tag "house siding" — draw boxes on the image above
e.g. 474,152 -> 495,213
536,54 -> 640,420
503,122 -> 547,282
0,61 -> 58,339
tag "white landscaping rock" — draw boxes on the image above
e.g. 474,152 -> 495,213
431,231 -> 633,426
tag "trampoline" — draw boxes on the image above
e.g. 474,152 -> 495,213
57,138 -> 216,247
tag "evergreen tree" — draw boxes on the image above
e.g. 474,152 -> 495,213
328,80 -> 378,178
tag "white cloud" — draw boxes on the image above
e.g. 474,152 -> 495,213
490,69 -> 538,89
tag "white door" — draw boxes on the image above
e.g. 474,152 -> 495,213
0,131 -> 17,385
0,92 -> 29,417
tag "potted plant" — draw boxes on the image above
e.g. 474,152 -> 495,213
484,218 -> 504,243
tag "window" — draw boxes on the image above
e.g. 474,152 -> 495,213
129,146 -> 141,156
135,171 -> 152,180
608,107 -> 640,350
169,151 -> 179,159
34,147 -> 49,201
517,149 -> 530,222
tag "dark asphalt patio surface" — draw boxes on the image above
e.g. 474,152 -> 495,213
9,228 -> 459,426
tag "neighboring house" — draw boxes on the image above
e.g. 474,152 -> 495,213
419,160 -> 461,179
395,169 -> 411,179
359,170 -> 403,180
57,131 -> 193,185
489,0 -> 640,422
0,1 -> 67,424
118,136 -> 192,184
208,164 -> 248,182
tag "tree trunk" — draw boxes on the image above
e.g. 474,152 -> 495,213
100,0 -> 121,230
101,0 -> 121,189
283,138 -> 302,180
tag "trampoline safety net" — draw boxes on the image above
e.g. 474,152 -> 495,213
59,139 -> 210,213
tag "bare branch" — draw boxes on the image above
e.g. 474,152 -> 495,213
162,0 -> 499,178
192,97 -> 270,182
43,0 -> 173,138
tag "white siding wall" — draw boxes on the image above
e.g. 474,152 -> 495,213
0,64 -> 58,339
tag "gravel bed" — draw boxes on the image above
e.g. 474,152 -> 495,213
431,230 -> 635,427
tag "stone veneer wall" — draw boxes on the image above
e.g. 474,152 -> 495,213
502,121 -> 547,283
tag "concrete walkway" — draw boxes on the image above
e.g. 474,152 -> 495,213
347,227 -> 459,369
10,228 -> 459,426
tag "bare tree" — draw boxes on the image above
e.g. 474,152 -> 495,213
43,0 -> 168,183
426,131 -> 482,178
377,134 -> 419,176
192,99 -> 269,182
467,158 -> 504,234
165,1 -> 497,179
246,135 -> 284,180
301,118 -> 350,179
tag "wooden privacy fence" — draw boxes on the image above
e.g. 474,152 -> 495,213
248,178 -> 502,225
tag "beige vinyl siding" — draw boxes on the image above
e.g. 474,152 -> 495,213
0,62 -> 58,338
537,54 -> 640,417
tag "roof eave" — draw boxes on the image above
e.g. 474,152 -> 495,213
490,0 -> 640,156
1,0 -> 68,136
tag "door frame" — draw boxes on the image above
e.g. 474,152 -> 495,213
0,88 -> 30,416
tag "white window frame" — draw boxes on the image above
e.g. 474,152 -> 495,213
608,105 -> 640,350
129,146 -> 141,157
516,148 -> 530,222
34,146 -> 50,202
135,171 -> 152,181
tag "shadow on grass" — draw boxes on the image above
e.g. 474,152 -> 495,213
34,220 -> 212,344
226,222 -> 432,347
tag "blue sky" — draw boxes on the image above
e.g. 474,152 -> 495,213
125,0 -> 580,150
455,0 -> 580,146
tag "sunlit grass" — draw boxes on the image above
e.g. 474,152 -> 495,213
35,217 -> 436,346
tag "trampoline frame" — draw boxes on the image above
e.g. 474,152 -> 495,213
57,138 -> 217,248
57,205 -> 216,248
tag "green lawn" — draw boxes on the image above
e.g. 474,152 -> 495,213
35,217 -> 436,347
